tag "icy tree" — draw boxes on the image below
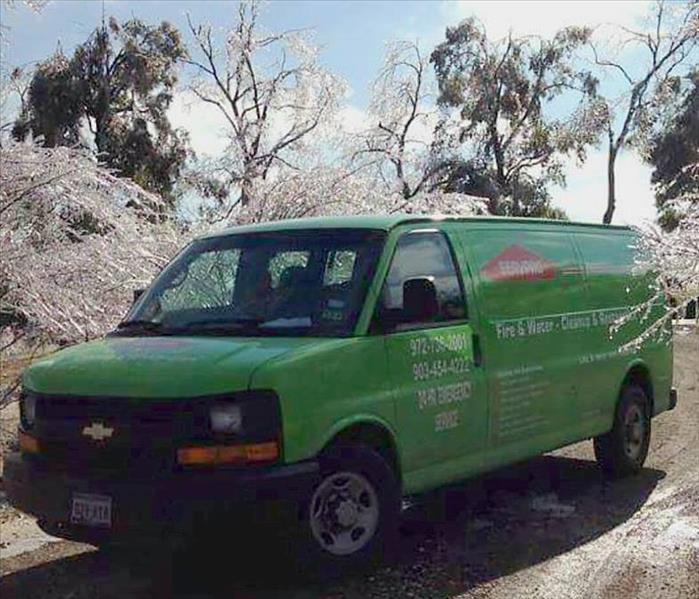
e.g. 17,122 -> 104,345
430,19 -> 601,218
0,138 -> 185,350
640,163 -> 699,314
350,40 -> 486,216
11,18 -> 189,205
591,0 -> 698,224
615,162 -> 699,346
184,0 -> 345,223
0,0 -> 48,9
355,42 -> 439,206
235,164 -> 485,224
184,5 -> 484,223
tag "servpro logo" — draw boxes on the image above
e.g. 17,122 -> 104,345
480,245 -> 556,282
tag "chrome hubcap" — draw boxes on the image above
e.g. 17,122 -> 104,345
623,404 -> 645,459
309,471 -> 379,556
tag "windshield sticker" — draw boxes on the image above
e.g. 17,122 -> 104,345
321,309 -> 344,321
480,245 -> 556,282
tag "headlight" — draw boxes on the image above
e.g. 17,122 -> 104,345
210,403 -> 243,434
21,393 -> 37,428
199,391 -> 280,443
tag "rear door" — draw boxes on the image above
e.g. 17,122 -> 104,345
572,231 -> 651,428
374,228 -> 486,478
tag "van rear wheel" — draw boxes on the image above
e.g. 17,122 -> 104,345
594,385 -> 651,477
297,444 -> 400,575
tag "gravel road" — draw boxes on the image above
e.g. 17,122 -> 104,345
1,329 -> 697,598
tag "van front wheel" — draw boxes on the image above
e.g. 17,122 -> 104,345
299,444 -> 400,573
594,385 -> 651,477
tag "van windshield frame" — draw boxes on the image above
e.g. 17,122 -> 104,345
116,228 -> 386,338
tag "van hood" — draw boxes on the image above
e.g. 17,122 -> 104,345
22,336 -> 322,398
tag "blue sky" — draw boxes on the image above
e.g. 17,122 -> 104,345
3,0 -> 454,107
1,0 -> 680,225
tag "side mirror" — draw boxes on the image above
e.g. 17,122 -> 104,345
402,277 -> 439,324
132,288 -> 145,303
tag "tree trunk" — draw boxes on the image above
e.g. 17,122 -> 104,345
240,177 -> 253,208
94,115 -> 109,155
487,194 -> 500,215
95,27 -> 112,157
603,145 -> 617,225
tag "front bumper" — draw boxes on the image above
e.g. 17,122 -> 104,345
3,452 -> 319,543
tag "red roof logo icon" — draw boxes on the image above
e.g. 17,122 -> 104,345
480,245 -> 556,282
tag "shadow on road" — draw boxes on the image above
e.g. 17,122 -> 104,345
0,454 -> 664,598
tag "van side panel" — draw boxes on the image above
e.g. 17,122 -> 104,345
254,222 -> 672,497
456,224 -> 590,451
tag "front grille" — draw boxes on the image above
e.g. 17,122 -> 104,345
30,394 -> 204,476
38,438 -> 174,475
38,395 -> 190,424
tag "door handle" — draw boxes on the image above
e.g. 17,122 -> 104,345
472,333 -> 483,367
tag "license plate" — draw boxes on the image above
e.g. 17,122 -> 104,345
71,493 -> 112,528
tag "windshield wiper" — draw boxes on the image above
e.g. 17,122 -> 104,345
168,318 -> 266,336
111,319 -> 167,336
117,319 -> 163,330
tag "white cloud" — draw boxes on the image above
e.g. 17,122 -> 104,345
551,148 -> 656,226
337,105 -> 371,134
440,1 -> 650,40
408,112 -> 439,147
336,104 -> 438,145
168,90 -> 229,158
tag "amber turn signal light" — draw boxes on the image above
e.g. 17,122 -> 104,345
177,441 -> 278,465
19,430 -> 40,454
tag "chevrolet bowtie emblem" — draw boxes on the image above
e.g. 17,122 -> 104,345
82,422 -> 114,441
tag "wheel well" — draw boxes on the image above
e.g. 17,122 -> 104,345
622,365 -> 654,414
325,422 -> 400,480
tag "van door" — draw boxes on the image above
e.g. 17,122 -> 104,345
374,229 -> 486,480
456,226 -> 587,450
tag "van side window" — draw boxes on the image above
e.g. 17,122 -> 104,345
268,251 -> 310,288
378,232 -> 465,330
324,250 -> 357,286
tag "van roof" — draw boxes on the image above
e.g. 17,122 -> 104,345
199,214 -> 631,238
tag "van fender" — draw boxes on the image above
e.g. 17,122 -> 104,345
619,358 -> 655,413
317,414 -> 403,471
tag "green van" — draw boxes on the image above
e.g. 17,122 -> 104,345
6,215 -> 677,565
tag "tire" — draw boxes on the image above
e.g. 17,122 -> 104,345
296,443 -> 400,576
36,519 -> 110,547
594,385 -> 651,477
37,519 -> 174,565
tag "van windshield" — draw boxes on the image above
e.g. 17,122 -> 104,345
117,229 -> 386,338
